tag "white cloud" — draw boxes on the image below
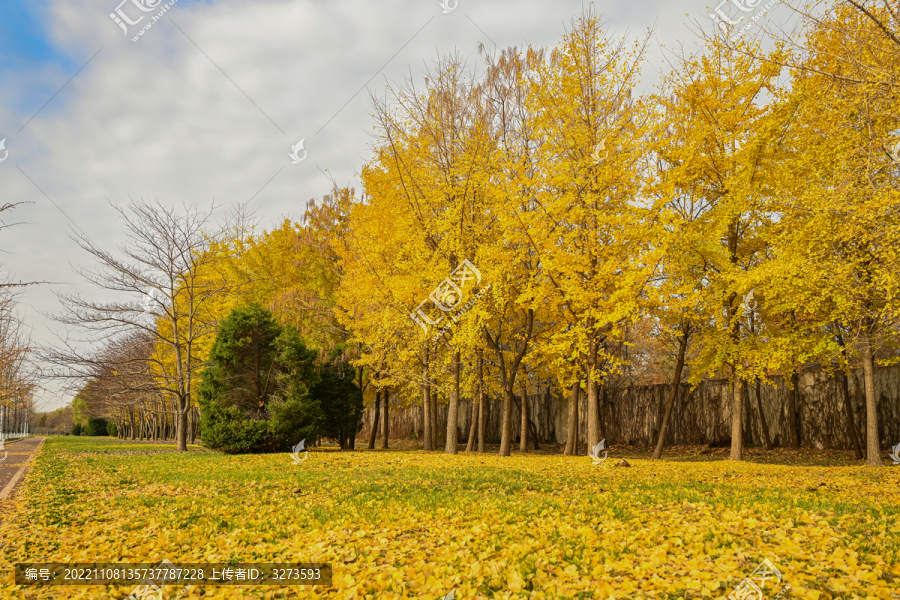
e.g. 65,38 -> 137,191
0,0 -> 759,410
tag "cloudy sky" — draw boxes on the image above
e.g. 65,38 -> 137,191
0,0 -> 789,411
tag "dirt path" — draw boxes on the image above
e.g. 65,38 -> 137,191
0,437 -> 45,500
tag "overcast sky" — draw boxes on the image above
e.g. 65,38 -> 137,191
0,0 -> 790,412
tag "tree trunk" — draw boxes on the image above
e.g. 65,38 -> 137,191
586,337 -> 602,452
743,381 -> 755,447
423,386 -> 433,451
368,390 -> 381,450
519,379 -> 530,453
859,327 -> 882,466
465,385 -> 478,453
431,391 -> 439,449
477,353 -> 485,453
499,385 -> 514,457
564,381 -> 580,455
382,388 -> 390,450
730,372 -> 743,461
446,351 -> 461,454
788,372 -> 801,449
755,378 -> 773,450
423,358 -> 433,451
466,354 -> 482,452
652,331 -> 688,459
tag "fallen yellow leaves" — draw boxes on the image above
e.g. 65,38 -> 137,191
0,439 -> 898,599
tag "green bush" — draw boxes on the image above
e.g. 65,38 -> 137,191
84,417 -> 109,437
199,304 -> 324,454
107,421 -> 118,437
71,423 -> 82,436
314,353 -> 364,448
197,398 -> 271,454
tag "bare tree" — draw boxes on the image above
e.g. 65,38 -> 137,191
43,199 -> 232,451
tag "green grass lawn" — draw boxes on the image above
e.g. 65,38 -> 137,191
1,436 -> 898,599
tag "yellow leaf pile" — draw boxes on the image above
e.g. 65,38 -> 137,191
0,437 -> 898,599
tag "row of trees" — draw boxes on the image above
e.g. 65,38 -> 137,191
46,2 -> 898,466
0,203 -> 36,437
336,3 -> 899,467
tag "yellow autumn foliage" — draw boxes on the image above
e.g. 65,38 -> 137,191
1,437 -> 898,599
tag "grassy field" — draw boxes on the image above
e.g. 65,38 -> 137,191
0,437 -> 898,599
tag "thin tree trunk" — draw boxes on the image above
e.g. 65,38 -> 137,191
477,353 -> 485,453
564,381 -> 580,455
423,385 -> 433,451
382,388 -> 390,450
859,326 -> 882,466
499,384 -> 514,456
176,395 -> 188,451
652,331 -> 688,459
368,390 -> 381,450
519,378 -> 530,453
431,391 -> 439,449
446,351 -> 461,454
755,378 -> 773,450
423,350 -> 433,451
788,372 -> 801,449
730,371 -> 743,461
465,385 -> 478,453
466,357 -> 481,452
586,336 -> 602,452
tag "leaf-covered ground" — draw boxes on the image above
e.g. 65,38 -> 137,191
1,437 -> 898,599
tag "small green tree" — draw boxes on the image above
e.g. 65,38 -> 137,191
71,423 -> 82,436
314,349 -> 364,450
199,304 -> 324,453
107,421 -> 118,437
85,417 -> 109,436
200,303 -> 284,417
267,326 -> 322,450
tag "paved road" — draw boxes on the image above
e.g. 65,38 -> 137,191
0,437 -> 45,499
